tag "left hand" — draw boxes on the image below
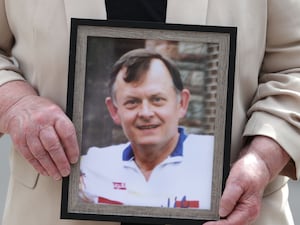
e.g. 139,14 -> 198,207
0,81 -> 79,180
204,136 -> 290,225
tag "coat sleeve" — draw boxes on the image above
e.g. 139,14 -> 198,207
0,0 -> 25,85
243,0 -> 300,180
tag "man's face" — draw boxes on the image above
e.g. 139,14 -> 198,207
106,59 -> 190,149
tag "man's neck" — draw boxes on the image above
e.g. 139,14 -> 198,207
132,133 -> 179,181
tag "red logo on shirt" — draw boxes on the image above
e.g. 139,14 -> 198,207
113,182 -> 127,190
170,196 -> 200,208
175,200 -> 199,208
98,197 -> 123,205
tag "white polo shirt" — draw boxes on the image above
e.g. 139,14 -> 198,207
80,128 -> 214,209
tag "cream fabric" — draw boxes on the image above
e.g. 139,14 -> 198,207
1,0 -> 300,224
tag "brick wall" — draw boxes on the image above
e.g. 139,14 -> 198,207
145,40 -> 218,135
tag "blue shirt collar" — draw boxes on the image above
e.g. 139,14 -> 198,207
122,127 -> 187,161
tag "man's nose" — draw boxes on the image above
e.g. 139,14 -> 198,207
138,101 -> 154,118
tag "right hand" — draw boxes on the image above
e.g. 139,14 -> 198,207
0,82 -> 79,180
204,136 -> 290,225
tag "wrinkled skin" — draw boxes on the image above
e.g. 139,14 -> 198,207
0,81 -> 79,180
204,136 -> 290,225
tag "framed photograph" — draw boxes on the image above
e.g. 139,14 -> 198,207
61,18 -> 236,225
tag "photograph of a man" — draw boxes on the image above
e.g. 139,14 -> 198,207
79,48 -> 215,210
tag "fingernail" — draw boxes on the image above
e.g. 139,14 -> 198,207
54,174 -> 62,181
219,207 -> 227,217
40,170 -> 49,176
70,156 -> 78,164
61,168 -> 70,177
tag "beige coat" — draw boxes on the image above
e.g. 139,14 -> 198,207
1,0 -> 300,224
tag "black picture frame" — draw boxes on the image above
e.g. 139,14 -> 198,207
61,18 -> 236,225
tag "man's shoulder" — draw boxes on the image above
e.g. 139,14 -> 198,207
81,143 -> 129,163
87,143 -> 129,154
183,134 -> 214,155
185,133 -> 214,144
80,143 -> 130,172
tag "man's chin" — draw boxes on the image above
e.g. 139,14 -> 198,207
132,139 -> 161,148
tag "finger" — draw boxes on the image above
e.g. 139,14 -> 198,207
55,117 -> 79,164
204,189 -> 261,225
27,134 -> 62,180
203,209 -> 252,225
18,143 -> 49,177
39,125 -> 71,177
203,213 -> 251,225
219,181 -> 244,217
10,126 -> 48,176
206,203 -> 256,225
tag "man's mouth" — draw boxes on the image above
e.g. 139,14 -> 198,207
137,124 -> 159,130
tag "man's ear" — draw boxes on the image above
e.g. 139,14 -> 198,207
178,89 -> 190,118
105,97 -> 121,125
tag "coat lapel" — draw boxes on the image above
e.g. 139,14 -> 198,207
166,0 -> 208,25
63,0 -> 107,32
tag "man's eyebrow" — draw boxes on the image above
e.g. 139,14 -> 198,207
123,96 -> 139,100
150,92 -> 167,97
121,96 -> 141,103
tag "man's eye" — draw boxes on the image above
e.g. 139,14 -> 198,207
124,100 -> 139,108
152,97 -> 165,104
153,97 -> 162,102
